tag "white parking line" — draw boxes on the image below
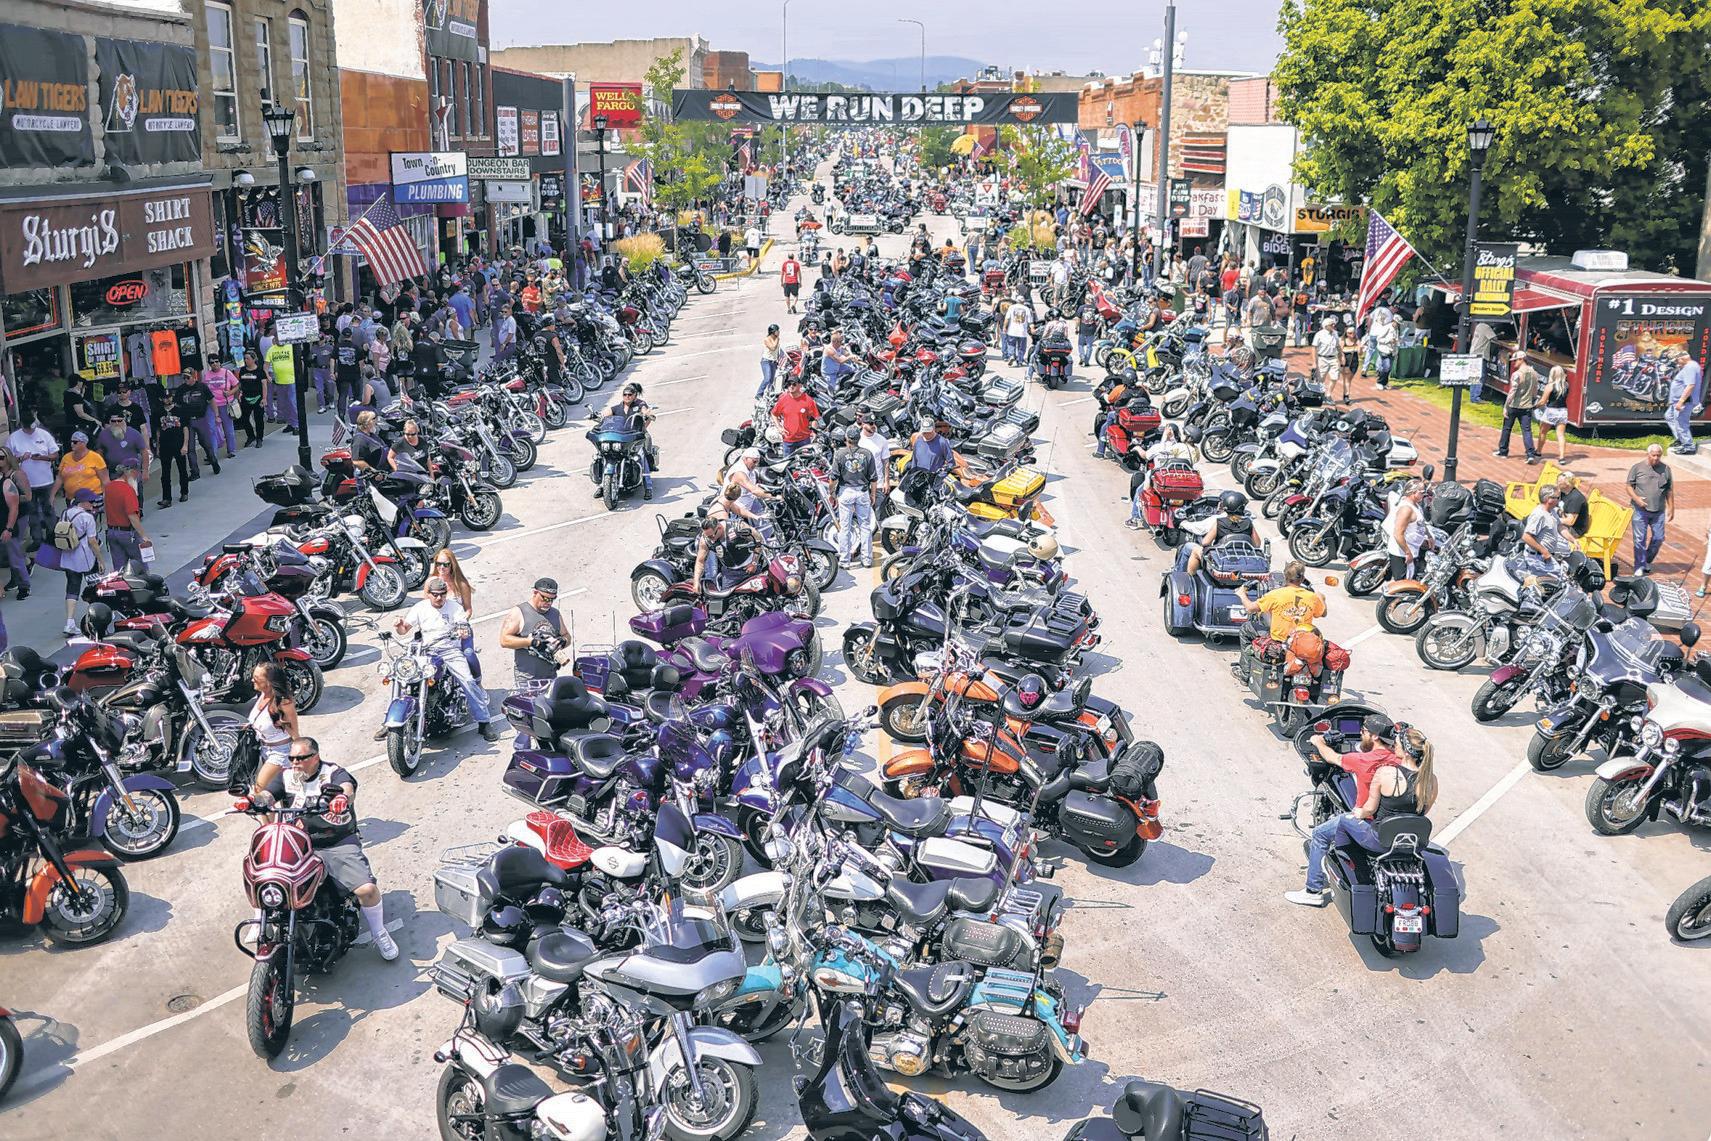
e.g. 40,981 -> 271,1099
646,345 -> 750,365
1436,759 -> 1530,847
1062,396 -> 1096,407
1343,624 -> 1385,648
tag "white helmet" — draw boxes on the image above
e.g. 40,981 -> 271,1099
1027,534 -> 1060,562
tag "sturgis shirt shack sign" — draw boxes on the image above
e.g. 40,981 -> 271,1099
0,185 -> 216,293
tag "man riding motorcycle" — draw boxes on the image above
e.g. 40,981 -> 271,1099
391,576 -> 500,742
249,737 -> 398,959
1231,559 -> 1328,684
691,512 -> 764,592
595,382 -> 656,501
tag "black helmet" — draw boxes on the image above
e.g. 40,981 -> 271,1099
1182,425 -> 1204,444
522,886 -> 568,925
1013,674 -> 1047,711
471,979 -> 526,1041
80,602 -> 114,640
481,904 -> 529,948
1219,490 -> 1248,516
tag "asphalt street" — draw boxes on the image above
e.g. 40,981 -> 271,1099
3,168 -> 1708,1141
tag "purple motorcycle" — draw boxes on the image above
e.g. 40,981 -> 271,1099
576,604 -> 823,706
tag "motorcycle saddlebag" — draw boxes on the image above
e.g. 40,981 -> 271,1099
1107,741 -> 1165,800
432,862 -> 496,929
1428,481 -> 1472,528
1471,477 -> 1507,516
0,707 -> 52,751
254,465 -> 318,507
627,603 -> 705,644
1058,790 -> 1139,848
501,751 -> 577,809
1423,849 -> 1462,939
941,917 -> 1028,970
968,1010 -> 1048,1056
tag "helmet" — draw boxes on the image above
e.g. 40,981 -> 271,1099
1219,490 -> 1248,516
1027,533 -> 1060,562
522,887 -> 568,926
481,904 -> 529,948
1014,674 -> 1047,710
471,978 -> 526,1041
1182,425 -> 1204,444
80,602 -> 114,640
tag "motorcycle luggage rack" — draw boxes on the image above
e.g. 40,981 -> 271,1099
1183,1088 -> 1268,1140
438,839 -> 506,868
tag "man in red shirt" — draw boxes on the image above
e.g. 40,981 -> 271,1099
1288,713 -> 1399,907
771,376 -> 820,457
102,459 -> 153,573
780,254 -> 802,314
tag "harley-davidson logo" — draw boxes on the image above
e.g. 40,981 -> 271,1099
1008,96 -> 1043,123
709,94 -> 743,121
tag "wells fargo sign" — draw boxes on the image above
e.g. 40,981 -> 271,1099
588,84 -> 643,129
0,184 -> 215,293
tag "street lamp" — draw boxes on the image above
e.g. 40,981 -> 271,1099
262,99 -> 312,470
592,112 -> 610,244
898,19 -> 926,91
1443,118 -> 1497,484
782,0 -> 793,172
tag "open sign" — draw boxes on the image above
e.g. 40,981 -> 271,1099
104,278 -> 149,306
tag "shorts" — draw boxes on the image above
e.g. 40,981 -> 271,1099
783,283 -> 800,297
320,840 -> 376,894
1534,407 -> 1567,427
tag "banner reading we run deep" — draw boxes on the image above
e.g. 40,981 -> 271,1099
671,89 -> 1079,127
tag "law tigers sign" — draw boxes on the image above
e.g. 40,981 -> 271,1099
671,89 -> 1079,127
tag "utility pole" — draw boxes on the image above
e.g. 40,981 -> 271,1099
782,0 -> 792,174
1153,0 -> 1176,283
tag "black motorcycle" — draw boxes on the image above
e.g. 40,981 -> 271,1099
587,410 -> 649,510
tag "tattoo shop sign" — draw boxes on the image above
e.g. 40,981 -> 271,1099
671,89 -> 1080,126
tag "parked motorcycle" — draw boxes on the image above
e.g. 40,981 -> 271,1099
1585,652 -> 1711,837
1667,874 -> 1711,943
0,753 -> 130,946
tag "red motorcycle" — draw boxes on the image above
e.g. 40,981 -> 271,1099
1130,458 -> 1207,548
193,541 -> 349,670
0,752 -> 129,947
1101,402 -> 1164,468
231,795 -> 362,1058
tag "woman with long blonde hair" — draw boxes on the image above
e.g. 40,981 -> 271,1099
431,548 -> 481,680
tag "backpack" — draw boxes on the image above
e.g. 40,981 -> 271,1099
52,509 -> 82,551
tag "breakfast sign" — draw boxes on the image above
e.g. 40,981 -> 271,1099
672,89 -> 1080,126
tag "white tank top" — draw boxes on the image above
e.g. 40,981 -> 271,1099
249,695 -> 290,746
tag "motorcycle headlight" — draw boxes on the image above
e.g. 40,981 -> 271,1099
259,884 -> 286,909
1640,720 -> 1664,750
393,655 -> 424,684
786,575 -> 803,593
695,978 -> 739,1006
604,442 -> 622,454
1663,737 -> 1682,755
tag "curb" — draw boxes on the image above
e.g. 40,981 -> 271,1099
714,239 -> 774,281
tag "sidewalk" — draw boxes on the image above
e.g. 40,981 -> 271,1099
2,414 -> 341,654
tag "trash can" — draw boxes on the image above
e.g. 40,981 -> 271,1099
1395,343 -> 1427,380
1252,324 -> 1288,361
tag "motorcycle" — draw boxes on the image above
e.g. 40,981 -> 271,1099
0,753 -> 130,946
193,540 -> 349,671
1234,626 -> 1351,735
378,631 -> 473,778
289,514 -> 410,612
0,1005 -> 19,1101
1667,874 -> 1711,943
1585,653 -> 1711,837
654,545 -> 821,630
1065,1079 -> 1268,1141
1035,335 -> 1073,390
1374,524 -> 1484,636
588,410 -> 649,511
231,793 -> 364,1058
1288,707 -> 1462,958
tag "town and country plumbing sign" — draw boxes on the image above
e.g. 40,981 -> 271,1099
672,90 -> 1080,126
389,151 -> 469,205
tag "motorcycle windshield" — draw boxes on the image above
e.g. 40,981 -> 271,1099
593,415 -> 642,443
1605,619 -> 1670,671
645,896 -> 733,963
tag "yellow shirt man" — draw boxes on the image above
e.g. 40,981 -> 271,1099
1252,584 -> 1327,640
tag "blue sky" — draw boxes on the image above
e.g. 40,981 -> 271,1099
490,1 -> 1286,78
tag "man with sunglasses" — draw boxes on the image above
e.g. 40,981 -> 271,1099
498,576 -> 573,698
253,736 -> 398,959
393,576 -> 500,741
93,411 -> 150,487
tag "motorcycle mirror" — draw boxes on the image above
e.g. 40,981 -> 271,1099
1422,463 -> 1436,482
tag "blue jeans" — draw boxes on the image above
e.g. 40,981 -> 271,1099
780,439 -> 808,457
433,647 -> 490,725
1305,813 -> 1381,891
1093,411 -> 1112,456
1077,331 -> 1095,366
1497,409 -> 1536,457
1665,403 -> 1695,448
756,358 -> 777,399
836,487 -> 873,565
1632,507 -> 1666,572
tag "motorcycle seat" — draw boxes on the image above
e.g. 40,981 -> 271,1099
944,877 -> 1000,914
863,787 -> 951,836
537,677 -> 610,733
104,630 -> 162,655
169,597 -> 216,621
569,733 -> 627,778
678,638 -> 729,673
483,844 -> 568,895
885,878 -> 953,924
526,929 -> 601,985
893,961 -> 978,1018
481,1062 -> 554,1116
1067,756 -> 1111,792
1113,1080 -> 1185,1141
642,690 -> 679,724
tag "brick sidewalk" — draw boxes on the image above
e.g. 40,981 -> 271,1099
1274,343 -> 1711,598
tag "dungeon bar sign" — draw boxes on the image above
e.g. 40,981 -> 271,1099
671,89 -> 1080,127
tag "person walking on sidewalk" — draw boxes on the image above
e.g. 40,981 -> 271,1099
1532,365 -> 1570,463
102,460 -> 152,574
1626,444 -> 1673,576
1495,357 -> 1542,462
780,253 -> 802,314
175,369 -> 220,479
237,348 -> 268,447
1313,317 -> 1345,402
264,338 -> 299,435
1665,346 -> 1703,456
0,449 -> 31,600
153,388 -> 191,508
7,410 -> 58,550
205,355 -> 241,458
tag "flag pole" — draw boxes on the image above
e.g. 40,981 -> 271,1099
311,190 -> 392,279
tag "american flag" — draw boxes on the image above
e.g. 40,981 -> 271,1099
970,134 -> 990,160
1355,211 -> 1419,324
736,139 -> 752,170
624,158 -> 653,206
345,194 -> 427,288
1079,162 -> 1110,217
330,413 -> 348,446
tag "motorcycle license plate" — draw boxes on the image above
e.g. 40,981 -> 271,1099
1229,606 -> 1246,621
1394,912 -> 1424,935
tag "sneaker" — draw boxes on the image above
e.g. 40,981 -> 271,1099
212,464 -> 222,475
372,928 -> 399,961
15,586 -> 28,601
643,486 -> 653,501
1124,519 -> 1140,530
188,471 -> 201,482
63,620 -> 79,636
1491,451 -> 1508,458
180,494 -> 189,503
1637,567 -> 1650,577
480,722 -> 502,742
1285,889 -> 1332,908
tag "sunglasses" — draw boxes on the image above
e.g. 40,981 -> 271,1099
428,589 -> 448,597
288,751 -> 317,762
534,590 -> 557,602
433,559 -> 453,567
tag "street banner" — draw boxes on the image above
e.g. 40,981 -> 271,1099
588,84 -> 643,129
390,151 -> 469,205
671,89 -> 1080,126
1468,242 -> 1519,319
94,36 -> 201,166
496,106 -> 519,156
0,23 -> 95,168
422,0 -> 478,63
1581,293 -> 1711,423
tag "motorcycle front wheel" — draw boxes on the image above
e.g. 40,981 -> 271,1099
484,454 -> 518,490
1471,676 -> 1525,722
1287,527 -> 1334,569
98,787 -> 180,861
39,865 -> 129,947
803,546 -> 838,591
301,612 -> 348,670
1344,559 -> 1388,599
1585,776 -> 1651,836
1526,730 -> 1578,772
459,490 -> 503,531
1666,875 -> 1711,942
1244,467 -> 1281,500
245,957 -> 294,1059
506,435 -> 538,472
414,515 -> 454,553
602,469 -> 621,512
842,628 -> 887,685
784,577 -> 821,619
514,412 -> 547,445
878,692 -> 929,742
661,1056 -> 758,1141
541,396 -> 569,430
633,328 -> 656,355
358,564 -> 409,612
1376,589 -> 1430,635
1415,618 -> 1479,671
678,832 -> 743,894
387,722 -> 424,778
187,714 -> 248,791
696,271 -> 717,295
559,374 -> 586,407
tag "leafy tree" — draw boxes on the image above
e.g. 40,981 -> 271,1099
917,126 -> 961,170
999,125 -> 1077,210
1273,0 -> 1711,273
630,50 -> 729,212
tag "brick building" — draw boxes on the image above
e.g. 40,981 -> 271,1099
703,50 -> 753,91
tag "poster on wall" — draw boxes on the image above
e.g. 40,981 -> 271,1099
94,36 -> 201,166
496,106 -> 519,157
540,111 -> 560,157
519,110 -> 541,155
1580,293 -> 1711,424
0,23 -> 95,168
241,229 -> 289,306
422,0 -> 479,62
76,331 -> 122,383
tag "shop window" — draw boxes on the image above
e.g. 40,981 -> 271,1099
2,288 -> 63,340
207,2 -> 240,141
254,18 -> 276,107
289,13 -> 314,138
473,64 -> 485,137
69,266 -> 190,329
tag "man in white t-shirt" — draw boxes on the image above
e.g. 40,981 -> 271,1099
1002,293 -> 1035,367
6,411 -> 58,547
392,576 -> 499,740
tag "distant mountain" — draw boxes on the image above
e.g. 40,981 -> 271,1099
752,56 -> 989,92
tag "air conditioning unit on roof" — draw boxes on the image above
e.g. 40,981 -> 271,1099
1570,250 -> 1628,271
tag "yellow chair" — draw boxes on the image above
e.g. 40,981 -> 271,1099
1577,490 -> 1632,580
1503,462 -> 1565,519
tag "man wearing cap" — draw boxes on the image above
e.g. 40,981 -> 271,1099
93,410 -> 150,487
833,424 -> 880,569
771,376 -> 821,457
393,576 -> 499,742
37,487 -> 101,636
906,417 -> 962,477
1288,713 -> 1399,907
102,459 -> 152,574
498,578 -> 573,702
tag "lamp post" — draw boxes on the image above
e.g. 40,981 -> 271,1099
262,100 -> 312,471
782,0 -> 793,173
592,112 -> 610,244
898,19 -> 926,91
1443,118 -> 1496,484
1131,121 -> 1144,285
1153,0 -> 1177,283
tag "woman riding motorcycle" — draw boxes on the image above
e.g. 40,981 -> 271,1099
1183,490 -> 1260,578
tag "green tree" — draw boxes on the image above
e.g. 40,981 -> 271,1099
1273,0 -> 1711,273
630,50 -> 730,213
917,126 -> 961,170
999,125 -> 1077,210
